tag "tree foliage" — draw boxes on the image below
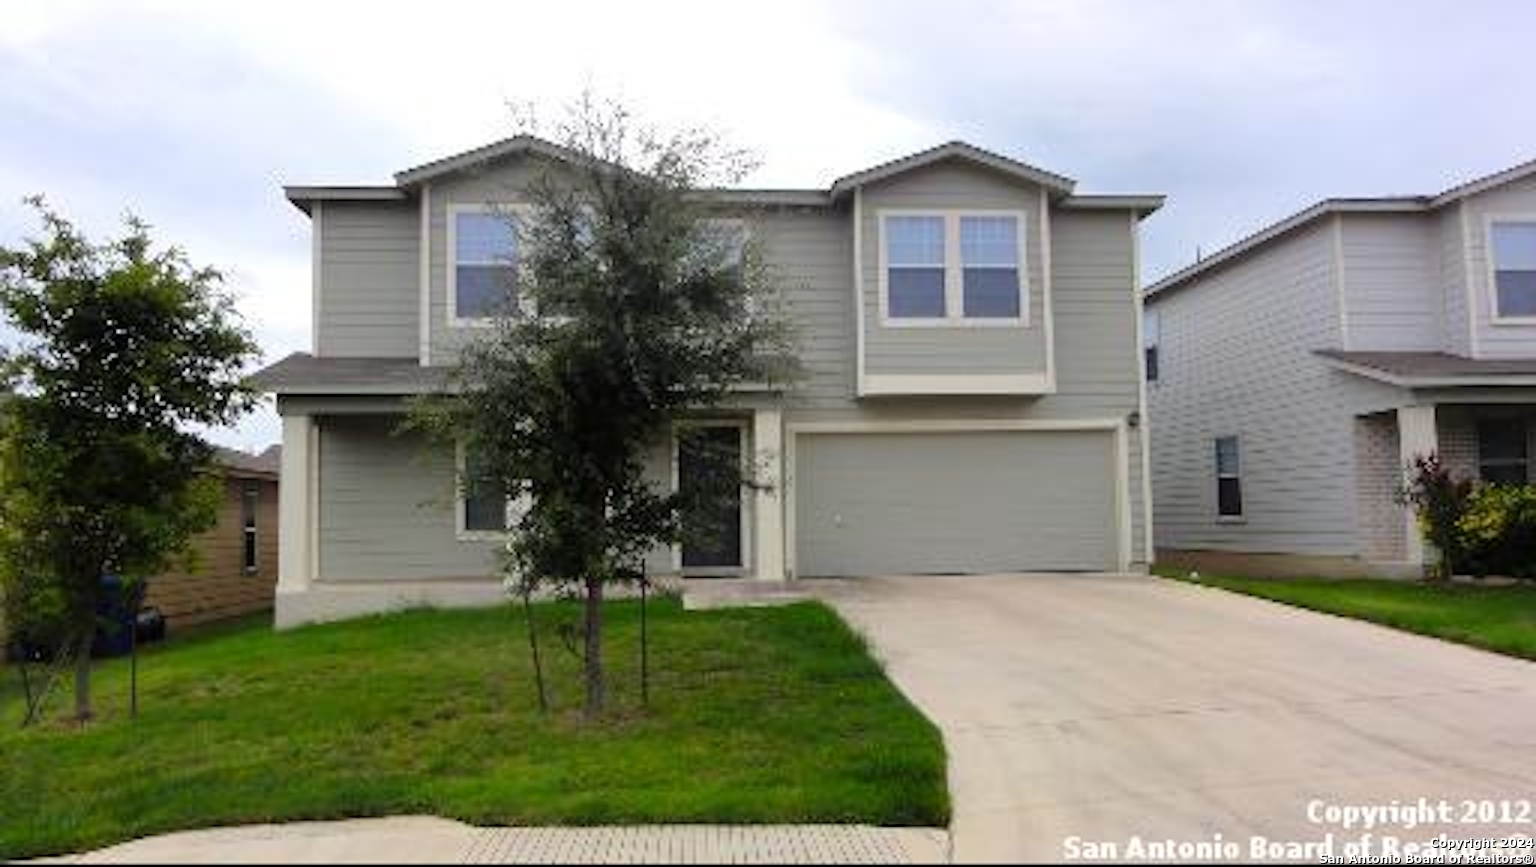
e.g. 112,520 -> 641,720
0,198 -> 258,721
408,96 -> 794,718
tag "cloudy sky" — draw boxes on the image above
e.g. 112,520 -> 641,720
3,0 -> 1532,449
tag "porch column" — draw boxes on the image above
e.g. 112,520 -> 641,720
752,406 -> 786,582
1397,404 -> 1439,568
278,413 -> 317,593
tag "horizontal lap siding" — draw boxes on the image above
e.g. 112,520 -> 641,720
318,416 -> 498,581
146,475 -> 279,627
1342,214 -> 1442,351
1464,175 -> 1536,358
318,202 -> 420,357
1149,223 -> 1369,556
860,163 -> 1048,377
758,204 -> 1148,567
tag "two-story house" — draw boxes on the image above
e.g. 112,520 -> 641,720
1146,160 -> 1536,578
254,136 -> 1161,627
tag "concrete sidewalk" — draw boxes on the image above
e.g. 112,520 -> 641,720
37,817 -> 950,864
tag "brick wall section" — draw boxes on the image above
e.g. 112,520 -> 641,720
145,473 -> 279,628
1353,412 -> 1407,562
1437,408 -> 1480,482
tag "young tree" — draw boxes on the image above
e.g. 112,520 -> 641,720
409,96 -> 793,718
0,199 -> 258,721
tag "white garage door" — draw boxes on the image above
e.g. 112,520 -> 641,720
794,430 -> 1119,577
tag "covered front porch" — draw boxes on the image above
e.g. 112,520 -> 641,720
255,355 -> 792,628
1319,350 -> 1536,574
1354,397 -> 1536,574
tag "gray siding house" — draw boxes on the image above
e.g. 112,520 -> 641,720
256,137 -> 1161,627
1146,160 -> 1536,578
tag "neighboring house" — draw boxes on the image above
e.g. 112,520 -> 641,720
254,136 -> 1162,628
145,446 -> 281,626
1145,160 -> 1536,578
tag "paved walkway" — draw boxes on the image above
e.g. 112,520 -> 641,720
811,574 -> 1536,864
40,818 -> 950,864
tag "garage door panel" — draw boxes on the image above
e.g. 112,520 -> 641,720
795,430 -> 1116,576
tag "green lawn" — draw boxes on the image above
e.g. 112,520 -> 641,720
1162,568 -> 1536,660
0,598 -> 948,860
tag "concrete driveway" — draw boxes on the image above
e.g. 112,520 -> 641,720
813,574 -> 1536,864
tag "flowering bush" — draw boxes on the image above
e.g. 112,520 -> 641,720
1456,484 -> 1536,579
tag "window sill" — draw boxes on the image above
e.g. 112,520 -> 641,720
447,318 -> 500,329
457,530 -> 510,543
1215,516 -> 1247,525
880,317 -> 1031,329
1488,316 -> 1536,327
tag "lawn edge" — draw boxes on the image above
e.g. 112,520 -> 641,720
1157,572 -> 1536,663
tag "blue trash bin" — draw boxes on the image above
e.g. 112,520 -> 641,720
92,574 -> 144,659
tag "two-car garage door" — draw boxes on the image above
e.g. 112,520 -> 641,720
794,429 -> 1120,577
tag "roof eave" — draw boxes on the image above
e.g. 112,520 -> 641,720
283,186 -> 409,215
828,141 -> 1077,199
1317,355 -> 1536,388
1060,194 -> 1166,219
1145,198 -> 1430,300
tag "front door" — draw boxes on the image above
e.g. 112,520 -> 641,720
678,425 -> 744,571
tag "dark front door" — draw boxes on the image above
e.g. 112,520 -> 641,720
678,425 -> 744,570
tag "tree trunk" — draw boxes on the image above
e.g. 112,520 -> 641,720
583,575 -> 605,719
73,633 -> 94,722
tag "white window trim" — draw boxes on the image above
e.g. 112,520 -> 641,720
1214,434 -> 1244,521
877,208 -> 1030,328
241,481 -> 260,574
446,202 -> 533,329
454,441 -> 531,542
670,419 -> 752,575
1484,214 -> 1536,326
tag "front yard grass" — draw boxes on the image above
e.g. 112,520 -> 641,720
0,598 -> 948,860
1162,568 -> 1536,661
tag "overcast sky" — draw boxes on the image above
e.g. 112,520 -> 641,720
3,0 -> 1533,450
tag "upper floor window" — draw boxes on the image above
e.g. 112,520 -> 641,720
1142,308 -> 1160,383
451,209 -> 519,324
960,216 -> 1022,318
881,211 -> 1027,325
1477,418 -> 1529,484
885,215 -> 947,318
1490,221 -> 1536,320
1215,435 -> 1243,518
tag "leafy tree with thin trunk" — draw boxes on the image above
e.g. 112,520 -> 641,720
408,95 -> 794,719
0,198 -> 258,722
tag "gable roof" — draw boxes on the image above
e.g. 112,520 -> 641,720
393,135 -> 598,187
1146,157 -> 1536,301
212,445 -> 281,479
285,135 -> 1158,217
828,140 -> 1076,199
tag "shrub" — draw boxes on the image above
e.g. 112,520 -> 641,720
1457,484 -> 1536,579
1397,454 -> 1472,579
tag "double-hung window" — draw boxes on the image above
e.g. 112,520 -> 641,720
1490,221 -> 1536,320
1215,436 -> 1243,518
882,212 -> 1026,324
960,216 -> 1022,318
451,209 -> 519,323
1477,419 -> 1529,484
885,216 -> 947,319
